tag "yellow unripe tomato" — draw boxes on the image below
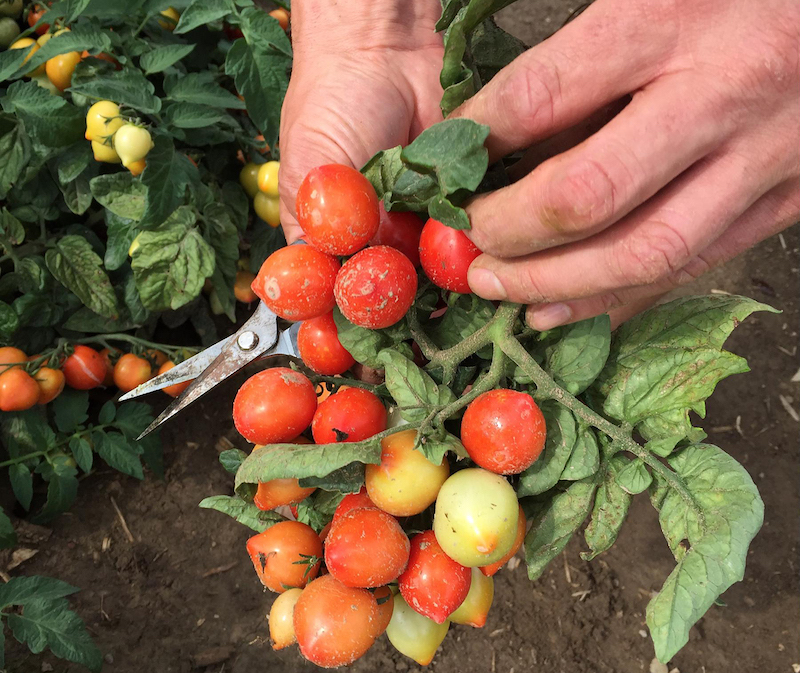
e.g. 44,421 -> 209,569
239,162 -> 260,198
449,567 -> 494,628
114,124 -> 154,168
45,51 -> 81,92
365,429 -> 450,516
268,587 -> 302,650
158,7 -> 180,30
257,160 -> 280,196
10,38 -> 45,77
37,26 -> 70,48
128,233 -> 142,257
254,192 -> 280,227
269,8 -> 290,31
92,140 -> 121,164
127,159 -> 147,177
85,100 -> 123,142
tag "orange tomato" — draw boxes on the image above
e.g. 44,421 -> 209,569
158,361 -> 193,398
0,368 -> 41,411
45,51 -> 81,91
34,367 -> 65,404
269,8 -> 290,31
0,346 -> 27,372
113,353 -> 153,393
233,270 -> 258,303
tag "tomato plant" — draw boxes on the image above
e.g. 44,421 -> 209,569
246,521 -> 322,593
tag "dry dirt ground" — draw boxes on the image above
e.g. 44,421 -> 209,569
4,2 -> 799,672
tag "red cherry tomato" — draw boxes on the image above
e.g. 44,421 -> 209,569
398,530 -> 471,624
296,164 -> 380,256
252,245 -> 340,321
34,367 -> 65,404
113,353 -> 153,393
480,505 -> 527,576
370,204 -> 424,267
27,4 -> 49,35
419,218 -> 482,294
334,246 -> 417,329
332,486 -> 379,523
158,361 -> 193,398
461,389 -> 546,475
0,368 -> 40,411
297,312 -> 355,376
62,345 -> 106,390
246,521 -> 323,593
233,368 -> 317,445
254,477 -> 316,511
293,574 -> 379,667
0,347 -> 27,373
312,387 -> 386,444
325,507 -> 410,588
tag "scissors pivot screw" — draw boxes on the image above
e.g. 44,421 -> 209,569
237,331 -> 259,351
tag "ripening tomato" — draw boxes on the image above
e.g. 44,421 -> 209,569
158,361 -> 193,398
372,586 -> 394,637
34,367 -> 65,404
293,575 -> 379,667
297,312 -> 355,376
254,477 -> 316,512
386,593 -> 450,666
480,505 -> 526,576
296,164 -> 380,256
449,567 -> 494,628
461,389 -> 546,475
312,387 -> 387,444
0,368 -> 40,411
370,205 -> 425,267
0,0 -> 23,19
115,124 -> 153,168
433,468 -> 519,567
365,429 -> 449,516
254,192 -> 281,228
234,270 -> 258,303
9,38 -> 44,77
0,17 -> 20,48
92,140 -> 121,163
257,160 -> 280,196
419,218 -> 482,294
27,4 -> 49,35
62,345 -> 106,390
334,246 -> 417,329
45,51 -> 81,91
269,8 -> 290,31
247,521 -> 322,593
127,159 -> 146,177
252,245 -> 340,321
233,368 -> 317,445
399,530 -> 471,624
113,353 -> 153,393
325,508 -> 410,588
239,162 -> 260,198
144,349 -> 168,368
0,346 -> 27,372
99,347 -> 119,386
158,7 -> 180,30
331,487 -> 379,523
269,587 -> 302,650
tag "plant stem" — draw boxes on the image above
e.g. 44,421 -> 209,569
76,334 -> 194,357
0,451 -> 46,469
407,305 -> 440,361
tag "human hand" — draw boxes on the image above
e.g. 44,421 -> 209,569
454,0 -> 799,329
278,0 -> 444,243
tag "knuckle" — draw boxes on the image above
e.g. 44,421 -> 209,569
612,220 -> 693,286
500,54 -> 563,137
665,254 -> 713,288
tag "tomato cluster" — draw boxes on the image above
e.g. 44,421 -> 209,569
85,100 -> 153,175
240,159 -> 282,228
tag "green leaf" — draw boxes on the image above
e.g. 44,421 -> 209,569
0,207 -> 25,249
140,43 -> 196,74
646,444 -> 764,663
235,439 -> 383,493
295,490 -> 345,533
3,81 -> 84,147
427,193 -> 470,230
416,432 -> 466,465
581,455 -> 632,561
113,402 -> 154,438
164,101 -> 226,129
7,596 -> 102,672
0,507 -> 16,549
560,423 -> 600,481
174,0 -> 230,33
524,479 -> 596,581
0,124 -> 30,199
362,146 -> 405,200
69,437 -> 93,474
401,118 -> 490,197
0,46 -> 28,83
19,25 -> 112,73
32,469 -> 78,525
615,457 -> 652,495
518,402 -> 577,497
545,315 -> 611,395
45,235 -> 119,319
2,409 -> 57,458
248,218 -> 286,271
98,400 -> 116,424
90,172 -> 147,221
131,208 -> 215,311
0,576 -> 78,608
199,495 -> 286,533
60,171 -> 93,215
9,463 -> 33,511
139,136 -> 196,229
0,299 -> 19,338
596,295 -> 777,447
220,449 -> 248,474
430,293 -> 494,350
103,211 -> 138,271
166,71 -> 246,109
69,68 -> 161,114
94,432 -> 143,479
298,462 -> 366,494
139,433 -> 163,479
379,349 -> 456,423
332,308 -> 395,368
56,141 -> 93,184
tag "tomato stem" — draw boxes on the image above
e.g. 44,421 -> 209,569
75,334 -> 196,359
0,450 -> 47,469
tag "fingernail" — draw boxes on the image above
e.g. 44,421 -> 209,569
468,268 -> 507,300
527,303 -> 572,331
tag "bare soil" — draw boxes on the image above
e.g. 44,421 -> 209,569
4,2 -> 799,672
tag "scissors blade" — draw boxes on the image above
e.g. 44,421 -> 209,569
133,303 -> 280,439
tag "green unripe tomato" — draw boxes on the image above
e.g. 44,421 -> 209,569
433,468 -> 519,567
385,593 -> 449,666
0,16 -> 20,47
0,0 -> 23,19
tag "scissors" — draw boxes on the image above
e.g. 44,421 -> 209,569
119,301 -> 301,439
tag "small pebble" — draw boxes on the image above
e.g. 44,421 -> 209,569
649,659 -> 668,673
104,653 -> 114,664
